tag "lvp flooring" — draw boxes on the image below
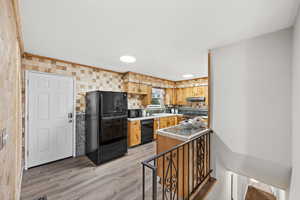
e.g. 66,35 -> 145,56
21,142 -> 157,200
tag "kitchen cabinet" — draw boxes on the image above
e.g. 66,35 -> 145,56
159,117 -> 168,129
159,116 -> 177,129
153,118 -> 159,140
129,115 -> 182,143
175,86 -> 208,105
142,85 -> 152,106
124,82 -> 148,95
176,88 -> 184,105
177,116 -> 183,124
165,88 -> 176,105
192,87 -> 201,97
128,120 -> 141,147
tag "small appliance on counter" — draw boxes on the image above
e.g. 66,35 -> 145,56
85,91 -> 128,165
128,109 -> 143,118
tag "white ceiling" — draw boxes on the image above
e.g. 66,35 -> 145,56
20,0 -> 299,81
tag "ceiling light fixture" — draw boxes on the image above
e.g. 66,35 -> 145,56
182,74 -> 194,78
120,55 -> 136,63
250,178 -> 259,183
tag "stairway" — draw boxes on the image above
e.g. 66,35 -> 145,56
245,186 -> 276,200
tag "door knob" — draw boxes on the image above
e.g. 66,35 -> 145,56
68,113 -> 73,123
68,113 -> 73,119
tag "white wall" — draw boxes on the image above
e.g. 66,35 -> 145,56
211,28 -> 292,166
208,28 -> 293,200
289,7 -> 300,200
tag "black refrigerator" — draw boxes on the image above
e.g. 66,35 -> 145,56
85,91 -> 128,165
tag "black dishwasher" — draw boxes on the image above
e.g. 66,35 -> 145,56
141,119 -> 154,144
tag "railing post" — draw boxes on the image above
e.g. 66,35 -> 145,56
142,164 -> 145,200
153,167 -> 157,200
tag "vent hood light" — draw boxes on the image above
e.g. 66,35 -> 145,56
182,74 -> 194,78
120,55 -> 136,63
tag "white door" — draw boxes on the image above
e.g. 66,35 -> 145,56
27,71 -> 74,168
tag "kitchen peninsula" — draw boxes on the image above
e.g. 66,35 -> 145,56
156,124 -> 211,199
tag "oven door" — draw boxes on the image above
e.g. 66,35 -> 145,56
100,92 -> 127,117
100,115 -> 127,144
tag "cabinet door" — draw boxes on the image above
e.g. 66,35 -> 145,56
153,118 -> 159,140
176,88 -> 183,105
128,120 -> 141,147
169,117 -> 176,126
177,116 -> 183,124
165,88 -> 175,105
192,87 -> 200,97
142,86 -> 152,106
139,84 -> 148,95
182,88 -> 190,105
159,117 -> 168,129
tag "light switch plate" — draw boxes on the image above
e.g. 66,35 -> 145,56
0,128 -> 3,151
0,128 -> 7,151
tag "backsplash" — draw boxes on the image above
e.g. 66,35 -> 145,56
22,54 -> 124,112
22,54 -> 209,112
128,94 -> 144,109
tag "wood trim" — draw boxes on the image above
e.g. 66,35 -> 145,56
22,53 -> 209,86
207,51 -> 212,128
11,0 -> 24,53
124,71 -> 175,83
175,76 -> 208,83
22,52 -> 123,75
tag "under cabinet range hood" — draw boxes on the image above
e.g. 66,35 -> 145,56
186,97 -> 206,102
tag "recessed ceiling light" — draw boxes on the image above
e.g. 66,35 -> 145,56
120,55 -> 136,63
182,74 -> 194,78
250,178 -> 259,183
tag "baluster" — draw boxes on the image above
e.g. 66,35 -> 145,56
182,145 -> 185,199
153,160 -> 157,200
170,151 -> 172,200
188,142 -> 190,200
143,164 -> 145,200
163,155 -> 165,200
177,148 -> 179,200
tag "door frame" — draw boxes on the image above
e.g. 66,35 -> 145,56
25,70 -> 76,170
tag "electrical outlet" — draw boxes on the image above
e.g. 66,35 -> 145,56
3,129 -> 8,147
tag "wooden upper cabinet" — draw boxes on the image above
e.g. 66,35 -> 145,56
128,120 -> 141,147
192,87 -> 202,97
165,88 -> 176,105
142,85 -> 152,106
176,88 -> 184,105
124,82 -> 148,95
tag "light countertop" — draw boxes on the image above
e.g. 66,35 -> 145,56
128,113 -> 183,121
157,125 -> 210,141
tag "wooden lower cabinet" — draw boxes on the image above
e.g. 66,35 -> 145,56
127,120 -> 141,147
129,115 -> 183,143
177,116 -> 183,124
153,118 -> 159,140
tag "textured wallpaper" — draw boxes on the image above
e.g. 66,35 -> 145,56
0,0 -> 23,199
22,55 -> 124,112
22,55 -> 209,112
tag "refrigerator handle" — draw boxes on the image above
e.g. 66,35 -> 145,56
100,93 -> 103,116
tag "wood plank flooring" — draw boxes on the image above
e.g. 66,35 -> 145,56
21,142 -> 157,200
